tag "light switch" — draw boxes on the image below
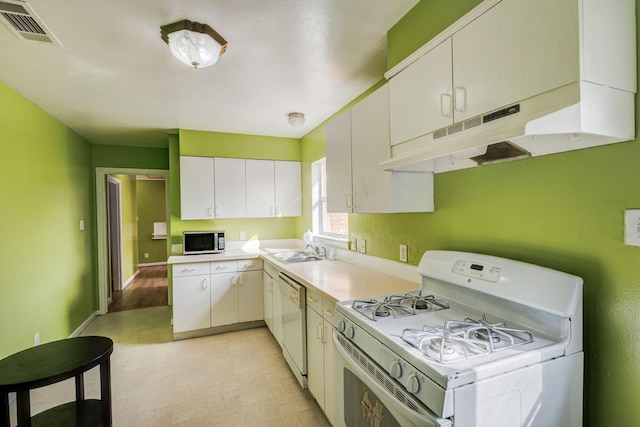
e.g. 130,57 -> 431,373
79,219 -> 84,231
625,209 -> 640,246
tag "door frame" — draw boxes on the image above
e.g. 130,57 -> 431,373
106,175 -> 124,292
96,167 -> 170,315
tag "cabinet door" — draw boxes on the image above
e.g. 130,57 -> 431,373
246,159 -> 275,218
214,158 -> 246,218
210,272 -> 238,327
173,275 -> 210,333
306,306 -> 325,410
350,84 -> 392,213
263,271 -> 274,331
179,156 -> 215,220
325,109 -> 353,213
323,322 -> 335,425
452,0 -> 578,121
238,270 -> 263,322
272,278 -> 283,346
389,39 -> 453,146
274,161 -> 301,217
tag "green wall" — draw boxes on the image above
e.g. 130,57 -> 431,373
137,179 -> 167,264
0,82 -> 96,357
93,145 -> 169,170
339,1 -> 640,425
169,129 -> 302,246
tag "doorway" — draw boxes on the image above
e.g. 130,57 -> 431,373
96,168 -> 170,315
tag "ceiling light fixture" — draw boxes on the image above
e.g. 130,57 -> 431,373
160,19 -> 227,69
288,112 -> 305,127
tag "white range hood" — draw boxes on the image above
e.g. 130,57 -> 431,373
380,79 -> 636,173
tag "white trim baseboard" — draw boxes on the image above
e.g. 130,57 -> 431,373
69,310 -> 99,338
122,270 -> 140,290
138,261 -> 168,267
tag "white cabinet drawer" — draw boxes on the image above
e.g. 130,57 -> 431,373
173,262 -> 210,277
210,261 -> 238,274
323,297 -> 337,327
237,258 -> 264,271
306,288 -> 323,314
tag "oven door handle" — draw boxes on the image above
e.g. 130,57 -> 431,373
333,332 -> 451,427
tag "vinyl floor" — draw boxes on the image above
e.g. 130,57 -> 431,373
8,307 -> 331,426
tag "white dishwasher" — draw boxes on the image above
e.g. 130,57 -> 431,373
278,272 -> 307,388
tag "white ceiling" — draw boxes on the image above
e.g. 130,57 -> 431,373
0,0 -> 419,147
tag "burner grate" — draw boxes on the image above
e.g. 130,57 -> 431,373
351,292 -> 449,321
401,314 -> 534,363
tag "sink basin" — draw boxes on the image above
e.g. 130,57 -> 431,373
271,251 -> 324,263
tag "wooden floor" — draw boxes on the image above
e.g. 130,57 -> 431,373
109,265 -> 168,313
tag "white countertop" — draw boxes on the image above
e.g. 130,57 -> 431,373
167,240 -> 420,303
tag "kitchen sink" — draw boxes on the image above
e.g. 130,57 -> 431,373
271,251 -> 324,263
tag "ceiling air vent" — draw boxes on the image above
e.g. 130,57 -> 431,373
0,0 -> 61,45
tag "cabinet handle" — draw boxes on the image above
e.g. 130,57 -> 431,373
440,93 -> 452,118
307,296 -> 317,304
231,275 -> 238,286
182,267 -> 197,273
201,278 -> 208,290
317,322 -> 323,340
454,86 -> 467,113
324,309 -> 334,318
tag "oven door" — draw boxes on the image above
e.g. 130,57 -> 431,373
333,331 -> 451,427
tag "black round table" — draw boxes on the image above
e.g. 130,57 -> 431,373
0,336 -> 113,427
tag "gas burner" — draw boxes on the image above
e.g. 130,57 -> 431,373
402,326 -> 491,363
351,298 -> 414,321
402,314 -> 535,363
387,292 -> 449,312
446,314 -> 534,352
375,304 -> 391,317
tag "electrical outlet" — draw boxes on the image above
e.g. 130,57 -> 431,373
79,219 -> 84,231
399,244 -> 408,262
625,209 -> 640,246
351,238 -> 358,251
359,239 -> 366,254
34,332 -> 40,346
239,231 -> 247,241
144,253 -> 149,259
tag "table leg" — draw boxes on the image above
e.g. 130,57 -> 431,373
16,390 -> 31,427
100,358 -> 112,426
75,372 -> 85,401
0,392 -> 9,427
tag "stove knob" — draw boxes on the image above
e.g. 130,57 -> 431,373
337,320 -> 346,333
406,374 -> 420,394
345,325 -> 355,339
389,361 -> 402,379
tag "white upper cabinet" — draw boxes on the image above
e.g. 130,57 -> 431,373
246,159 -> 275,218
325,108 -> 353,213
246,159 -> 301,217
389,39 -> 453,146
180,156 -> 215,220
180,156 -> 301,220
326,84 -> 434,213
274,161 -> 301,217
350,84 -> 393,213
451,0 -> 578,122
214,158 -> 246,218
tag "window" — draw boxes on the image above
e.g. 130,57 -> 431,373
311,158 -> 348,240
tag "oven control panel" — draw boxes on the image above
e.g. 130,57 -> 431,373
453,259 -> 501,282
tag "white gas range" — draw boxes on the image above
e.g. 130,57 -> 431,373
332,250 -> 583,427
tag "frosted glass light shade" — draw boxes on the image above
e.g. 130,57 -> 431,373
161,20 -> 227,69
167,30 -> 221,68
288,112 -> 305,127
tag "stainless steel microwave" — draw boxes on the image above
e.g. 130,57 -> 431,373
183,231 -> 225,255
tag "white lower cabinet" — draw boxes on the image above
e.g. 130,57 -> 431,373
172,259 -> 264,336
263,260 -> 282,345
306,289 -> 336,425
